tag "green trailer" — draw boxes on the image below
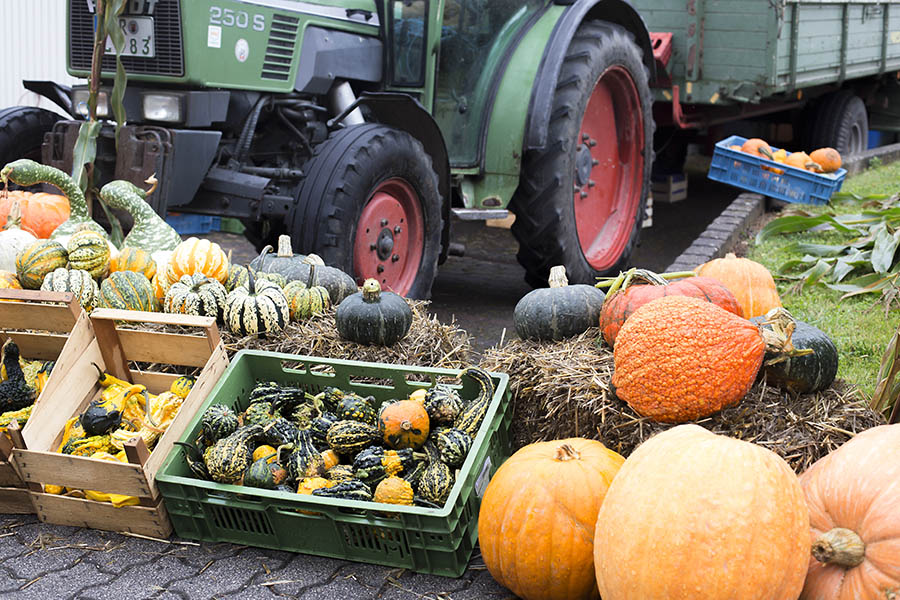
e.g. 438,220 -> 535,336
635,0 -> 900,155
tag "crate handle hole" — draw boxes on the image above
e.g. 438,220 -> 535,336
280,360 -> 308,373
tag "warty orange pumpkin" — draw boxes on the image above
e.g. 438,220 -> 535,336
594,425 -> 810,600
799,424 -> 900,600
611,295 -> 771,423
694,252 -> 782,318
479,438 -> 624,600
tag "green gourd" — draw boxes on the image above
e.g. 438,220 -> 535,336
435,427 -> 472,468
242,401 -> 274,426
225,263 -> 249,293
336,394 -> 377,425
243,456 -> 289,489
326,420 -> 380,456
279,429 -> 327,482
423,384 -> 464,424
0,159 -> 107,240
416,441 -> 454,506
200,404 -> 239,445
285,281 -> 330,321
41,267 -> 100,310
164,273 -> 228,321
66,229 -> 110,279
99,270 -> 157,311
312,478 -> 372,501
203,424 -> 263,484
98,179 -> 182,254
453,366 -> 495,438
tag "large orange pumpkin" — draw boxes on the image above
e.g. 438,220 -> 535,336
165,237 -> 229,284
479,438 -> 624,600
594,425 -> 810,600
799,424 -> 900,600
0,191 -> 69,238
694,252 -> 782,318
612,296 -> 766,423
599,271 -> 742,347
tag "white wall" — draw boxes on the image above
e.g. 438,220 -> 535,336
0,0 -> 81,114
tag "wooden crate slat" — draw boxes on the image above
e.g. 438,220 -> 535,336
13,450 -> 152,498
0,332 -> 68,360
117,330 -> 218,368
0,487 -> 34,514
130,371 -> 179,393
31,492 -> 172,538
0,461 -> 22,487
0,297 -> 81,333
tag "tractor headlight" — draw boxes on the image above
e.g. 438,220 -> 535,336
142,93 -> 183,123
72,89 -> 109,118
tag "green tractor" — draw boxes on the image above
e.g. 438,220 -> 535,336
5,0 -> 656,298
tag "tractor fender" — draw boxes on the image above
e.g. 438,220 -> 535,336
355,92 -> 452,264
524,0 -> 655,152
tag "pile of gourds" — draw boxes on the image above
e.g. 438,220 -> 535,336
0,339 -> 54,432
478,422 -> 900,600
513,254 -> 839,424
731,138 -> 843,175
45,369 -> 194,506
177,365 -> 494,509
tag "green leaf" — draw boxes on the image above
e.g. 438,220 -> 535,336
871,224 -> 900,273
755,214 -> 857,244
787,242 -> 848,256
840,273 -> 899,299
95,196 -> 124,249
103,0 -> 129,143
71,120 -> 102,192
831,258 -> 856,282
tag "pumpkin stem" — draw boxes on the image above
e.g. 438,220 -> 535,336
758,307 -> 815,363
554,443 -> 581,461
362,278 -> 381,302
400,419 -> 412,431
144,174 -> 158,196
4,200 -> 22,230
548,265 -> 569,288
596,268 -> 696,291
246,267 -> 257,294
812,528 -> 866,568
276,234 -> 293,257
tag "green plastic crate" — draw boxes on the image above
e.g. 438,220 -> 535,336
155,350 -> 511,577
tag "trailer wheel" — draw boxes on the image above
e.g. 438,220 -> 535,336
292,124 -> 442,299
809,91 -> 868,156
510,21 -> 653,288
0,107 -> 60,168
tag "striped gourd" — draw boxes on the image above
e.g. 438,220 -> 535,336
110,246 -> 157,280
325,420 -> 380,456
453,366 -> 495,438
66,229 -> 110,279
423,384 -> 463,424
223,270 -> 288,335
286,282 -> 330,321
200,404 -> 239,445
311,478 -> 372,501
166,237 -> 229,285
99,270 -> 157,311
203,424 -> 264,484
98,179 -> 182,254
416,441 -> 454,506
151,271 -> 171,305
40,267 -> 100,310
164,273 -> 228,321
435,427 -> 472,468
15,239 -> 68,289
253,270 -> 288,288
225,263 -> 249,292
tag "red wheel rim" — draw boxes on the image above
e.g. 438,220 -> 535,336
573,65 -> 644,271
353,178 -> 424,296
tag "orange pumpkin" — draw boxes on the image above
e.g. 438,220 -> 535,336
594,425 -> 810,600
321,449 -> 340,470
165,237 -> 229,284
612,296 -> 765,423
151,272 -> 171,305
379,400 -> 430,450
0,191 -> 69,238
110,246 -> 157,280
480,438 -> 624,600
799,424 -> 900,600
809,147 -> 842,173
785,151 -> 822,172
694,252 -> 782,318
741,137 -> 775,159
0,271 -> 21,290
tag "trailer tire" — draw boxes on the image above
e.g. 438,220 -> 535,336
292,124 -> 442,299
0,106 -> 60,168
809,91 -> 868,156
510,21 -> 653,288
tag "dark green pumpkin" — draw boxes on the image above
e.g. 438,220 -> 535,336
754,313 -> 838,394
335,278 -> 412,346
337,393 -> 377,425
513,265 -> 606,341
99,270 -> 157,311
200,404 -> 240,445
243,456 -> 289,489
248,235 -> 312,282
435,427 -> 472,468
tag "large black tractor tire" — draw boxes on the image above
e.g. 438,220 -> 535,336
293,124 -> 443,299
807,91 -> 868,156
0,106 -> 61,168
511,21 -> 654,288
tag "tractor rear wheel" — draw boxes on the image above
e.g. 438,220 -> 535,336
292,124 -> 442,299
0,107 -> 60,168
511,21 -> 653,288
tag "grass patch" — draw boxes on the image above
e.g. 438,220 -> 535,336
746,162 -> 900,399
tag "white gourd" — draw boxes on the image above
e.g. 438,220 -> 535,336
0,202 -> 37,272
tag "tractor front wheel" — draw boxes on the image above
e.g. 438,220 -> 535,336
292,124 -> 443,299
0,107 -> 60,168
511,21 -> 653,288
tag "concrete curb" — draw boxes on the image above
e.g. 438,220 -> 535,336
666,192 -> 765,272
843,141 -> 900,176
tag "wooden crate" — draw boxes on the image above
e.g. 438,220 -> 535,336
0,289 -> 86,513
7,309 -> 229,537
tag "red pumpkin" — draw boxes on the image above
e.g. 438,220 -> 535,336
0,191 -> 69,238
600,271 -> 742,347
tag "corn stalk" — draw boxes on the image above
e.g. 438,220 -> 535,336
871,323 -> 900,423
71,0 -> 128,248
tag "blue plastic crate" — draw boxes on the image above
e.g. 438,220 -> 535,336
165,213 -> 221,235
708,135 -> 847,205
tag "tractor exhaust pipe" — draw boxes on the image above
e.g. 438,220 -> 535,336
329,80 -> 365,126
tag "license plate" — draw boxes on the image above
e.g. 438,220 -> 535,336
102,16 -> 155,58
